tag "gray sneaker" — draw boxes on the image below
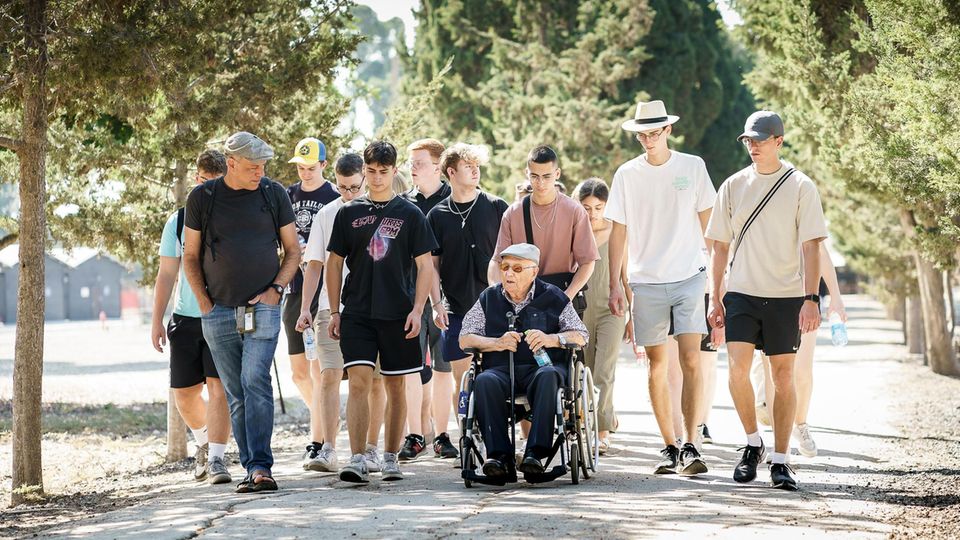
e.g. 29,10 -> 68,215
363,444 -> 382,473
207,456 -> 232,485
193,443 -> 209,481
381,452 -> 403,481
339,453 -> 369,483
308,446 -> 338,473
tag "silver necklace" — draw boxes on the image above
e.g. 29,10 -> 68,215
370,194 -> 395,210
532,197 -> 559,231
449,195 -> 479,228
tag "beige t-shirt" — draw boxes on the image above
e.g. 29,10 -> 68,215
706,162 -> 828,298
494,193 -> 600,276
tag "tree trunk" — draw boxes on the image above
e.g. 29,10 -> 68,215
11,0 -> 49,506
905,295 -> 924,356
901,209 -> 960,376
166,155 -> 189,462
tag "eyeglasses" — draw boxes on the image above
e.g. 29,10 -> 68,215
499,263 -> 537,273
636,129 -> 665,142
337,182 -> 364,194
527,171 -> 557,183
196,172 -> 221,182
408,160 -> 439,171
741,136 -> 780,149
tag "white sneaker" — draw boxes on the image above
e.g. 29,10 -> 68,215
381,452 -> 404,481
363,444 -> 382,472
338,453 -> 369,483
793,423 -> 818,457
307,445 -> 338,472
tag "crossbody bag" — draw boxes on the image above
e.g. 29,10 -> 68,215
728,167 -> 796,270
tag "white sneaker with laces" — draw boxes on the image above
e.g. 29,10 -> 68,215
338,453 -> 369,483
363,444 -> 382,472
315,446 -> 339,472
381,451 -> 404,481
793,423 -> 818,457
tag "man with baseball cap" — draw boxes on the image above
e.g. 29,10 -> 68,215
706,110 -> 828,490
607,100 -> 717,476
182,131 -> 300,493
460,243 -> 588,478
282,137 -> 340,469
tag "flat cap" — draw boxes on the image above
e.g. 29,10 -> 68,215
224,131 -> 275,162
499,243 -> 540,265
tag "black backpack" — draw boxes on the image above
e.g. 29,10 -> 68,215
190,177 -> 283,261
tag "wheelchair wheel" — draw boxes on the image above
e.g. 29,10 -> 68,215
460,435 -> 474,488
580,365 -> 600,474
570,436 -> 580,485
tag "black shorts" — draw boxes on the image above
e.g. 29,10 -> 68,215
282,290 -> 319,355
339,314 -> 423,376
167,314 -> 218,388
667,294 -> 714,352
723,292 -> 804,356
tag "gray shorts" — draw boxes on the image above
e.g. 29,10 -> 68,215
630,271 -> 708,347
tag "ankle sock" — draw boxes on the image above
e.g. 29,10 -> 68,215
747,431 -> 762,447
191,426 -> 208,447
771,452 -> 787,465
321,441 -> 333,451
208,442 -> 227,462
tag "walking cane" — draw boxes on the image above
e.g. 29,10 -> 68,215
506,311 -> 517,466
273,356 -> 286,415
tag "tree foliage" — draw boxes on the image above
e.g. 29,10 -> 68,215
402,0 -> 754,197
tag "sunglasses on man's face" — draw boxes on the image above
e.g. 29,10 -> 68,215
499,263 -> 536,273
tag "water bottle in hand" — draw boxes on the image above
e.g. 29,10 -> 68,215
303,327 -> 318,361
830,312 -> 848,347
533,348 -> 552,367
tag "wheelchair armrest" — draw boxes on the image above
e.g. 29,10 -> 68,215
462,347 -> 482,355
560,342 -> 583,352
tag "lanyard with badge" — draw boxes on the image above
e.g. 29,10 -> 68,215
236,306 -> 255,333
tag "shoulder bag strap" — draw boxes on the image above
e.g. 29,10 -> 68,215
729,168 -> 796,269
521,195 -> 535,245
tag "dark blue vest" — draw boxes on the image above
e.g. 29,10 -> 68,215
479,279 -> 570,368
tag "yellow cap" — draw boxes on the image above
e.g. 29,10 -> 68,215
288,137 -> 327,165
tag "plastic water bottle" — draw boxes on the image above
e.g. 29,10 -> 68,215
830,312 -> 848,347
303,327 -> 318,361
533,348 -> 552,367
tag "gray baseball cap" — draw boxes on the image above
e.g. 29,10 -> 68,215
499,243 -> 541,265
223,131 -> 275,162
737,111 -> 784,142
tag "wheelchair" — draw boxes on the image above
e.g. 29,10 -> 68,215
458,335 -> 600,487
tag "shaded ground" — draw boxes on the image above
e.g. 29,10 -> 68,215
0,296 -> 957,538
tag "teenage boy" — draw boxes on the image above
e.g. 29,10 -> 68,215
325,141 -> 437,483
706,110 -> 828,490
284,137 -> 340,468
398,138 -> 450,461
426,142 -> 508,458
152,149 -> 232,485
606,100 -> 716,476
296,153 -> 366,472
491,145 -> 598,312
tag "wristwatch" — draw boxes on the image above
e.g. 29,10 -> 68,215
803,294 -> 820,304
558,334 -> 568,347
268,283 -> 284,296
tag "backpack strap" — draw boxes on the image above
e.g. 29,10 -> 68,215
729,168 -> 796,270
521,195 -> 535,245
175,207 -> 185,248
258,178 -> 282,247
198,178 -> 220,261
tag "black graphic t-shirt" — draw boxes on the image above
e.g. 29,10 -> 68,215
427,190 -> 509,314
184,177 -> 296,307
327,196 -> 438,320
286,181 -> 339,293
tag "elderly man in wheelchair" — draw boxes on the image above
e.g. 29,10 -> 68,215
459,243 -> 590,483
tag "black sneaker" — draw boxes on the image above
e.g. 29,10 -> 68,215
733,441 -> 766,483
433,432 -> 459,459
399,434 -> 426,461
679,443 -> 708,476
654,445 -> 680,474
770,463 -> 799,491
699,424 -> 713,444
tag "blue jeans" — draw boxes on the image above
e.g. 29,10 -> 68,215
201,303 -> 281,475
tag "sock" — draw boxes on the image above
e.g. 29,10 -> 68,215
771,452 -> 787,465
191,426 -> 208,446
321,441 -> 333,451
747,431 -> 762,447
365,443 -> 378,452
208,442 -> 227,462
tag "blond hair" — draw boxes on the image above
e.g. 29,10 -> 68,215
439,143 -> 490,180
406,138 -> 446,161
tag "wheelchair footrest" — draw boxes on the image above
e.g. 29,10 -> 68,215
522,465 -> 568,484
462,469 -> 517,486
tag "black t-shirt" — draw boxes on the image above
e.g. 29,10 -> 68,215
287,181 -> 339,293
327,195 -> 438,320
402,182 -> 452,216
185,177 -> 296,307
427,190 -> 509,314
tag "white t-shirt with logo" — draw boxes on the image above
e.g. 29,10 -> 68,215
706,161 -> 828,298
304,197 -> 346,312
605,151 -> 717,284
